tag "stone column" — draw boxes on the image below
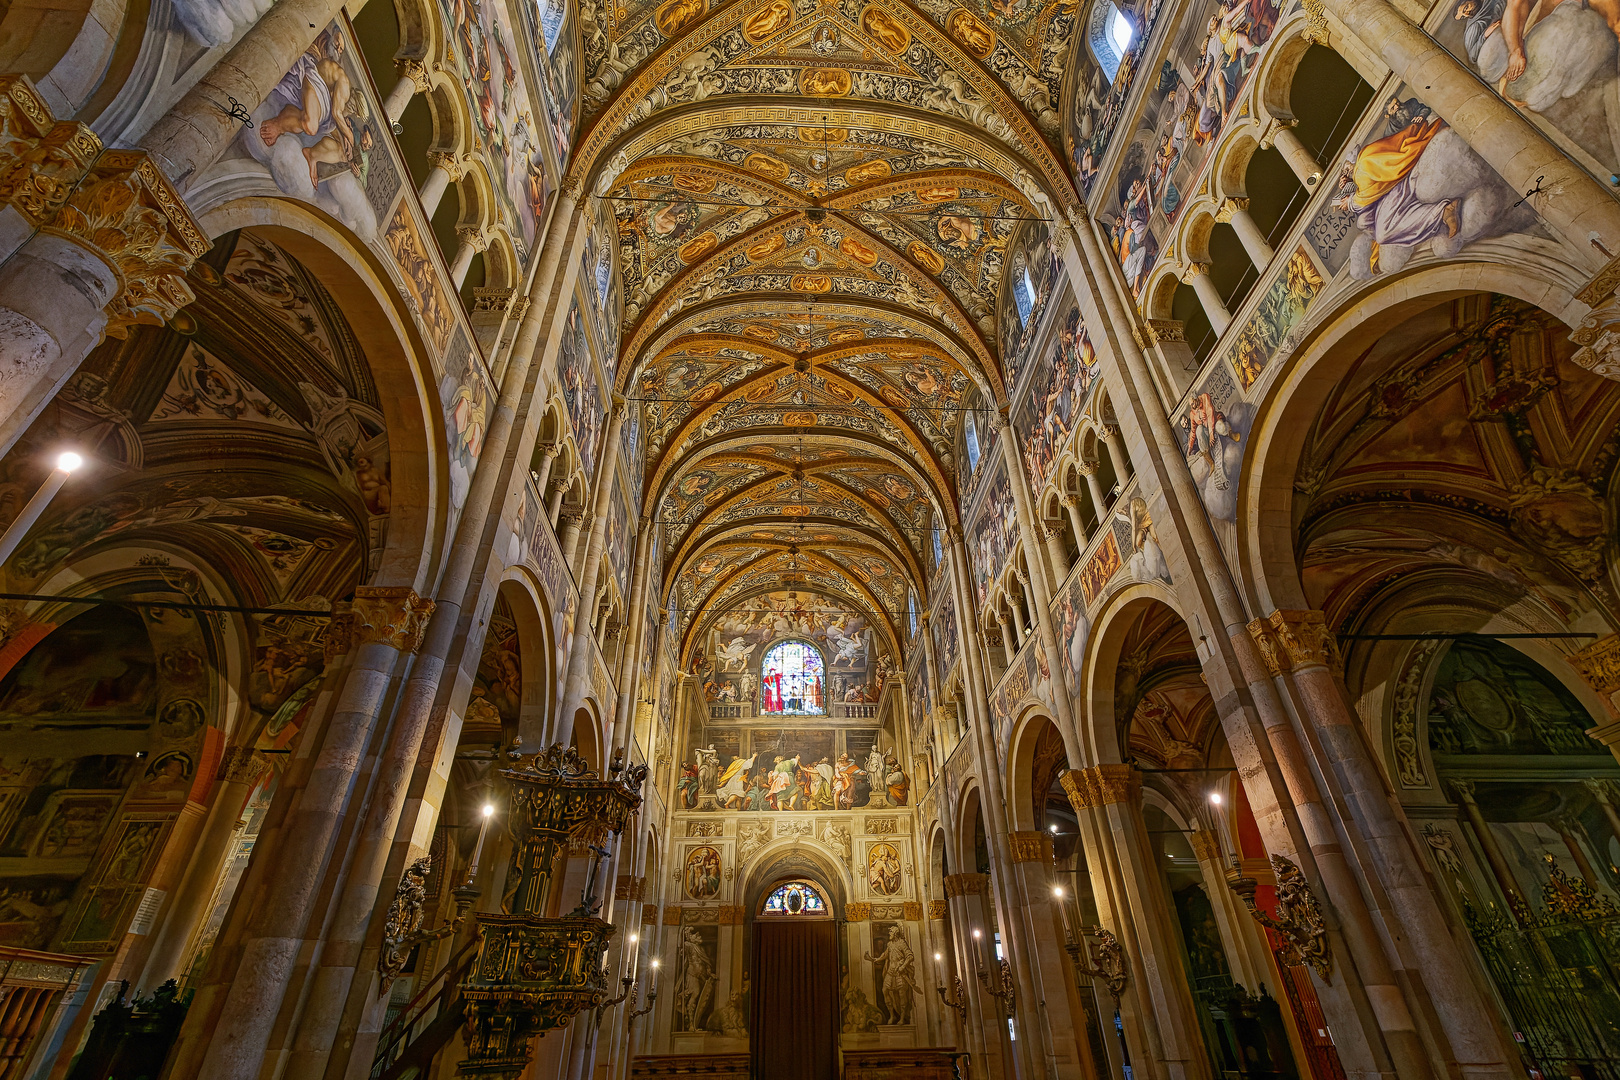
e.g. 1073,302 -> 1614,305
1077,462 -> 1108,521
945,873 -> 1006,1080
946,537 -> 1044,1080
300,187 -> 591,1080
1184,264 -> 1232,336
449,228 -> 485,288
418,152 -> 464,217
384,59 -> 432,125
0,78 -> 208,461
1038,518 -> 1072,580
137,747 -> 268,987
1555,818 -> 1601,887
1450,780 -> 1527,918
136,0 -> 370,191
1065,766 -> 1212,1080
556,396 -> 630,747
1009,832 -> 1090,1078
1216,197 -> 1273,270
1130,319 -> 1198,405
1051,205 -> 1414,1080
558,504 -> 586,564
1260,117 -> 1324,189
1001,606 -> 1024,650
1254,609 -> 1516,1080
1188,830 -> 1273,994
1100,425 -> 1131,485
1315,0 -> 1620,264
547,478 -> 569,523
532,442 -> 561,498
1061,493 -> 1089,550
609,520 -> 656,754
187,588 -> 432,1080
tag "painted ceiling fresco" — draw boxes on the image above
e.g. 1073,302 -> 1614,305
578,0 -> 1091,686
1295,294 -> 1620,630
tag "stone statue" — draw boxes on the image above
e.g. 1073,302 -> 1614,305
865,747 -> 888,807
675,926 -> 716,1031
695,745 -> 720,794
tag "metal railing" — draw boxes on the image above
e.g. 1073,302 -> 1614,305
369,937 -> 480,1080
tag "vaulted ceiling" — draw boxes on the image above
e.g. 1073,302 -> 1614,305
572,0 -> 1081,659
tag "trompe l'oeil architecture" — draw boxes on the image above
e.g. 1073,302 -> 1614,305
0,0 -> 1618,1075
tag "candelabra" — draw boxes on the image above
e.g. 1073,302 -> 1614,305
1065,926 -> 1128,1002
1228,853 -> 1334,982
976,957 -> 1015,1015
936,975 -> 968,1025
593,975 -> 637,1026
379,863 -> 480,992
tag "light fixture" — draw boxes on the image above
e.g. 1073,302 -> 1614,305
651,959 -> 659,968
1052,886 -> 1064,899
972,928 -> 982,939
0,449 -> 86,565
1209,792 -> 1223,805
1048,823 -> 1058,834
630,934 -> 638,944
934,952 -> 942,961
56,451 -> 83,473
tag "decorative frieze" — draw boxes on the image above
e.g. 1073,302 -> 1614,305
216,746 -> 267,785
864,816 -> 898,834
927,900 -> 948,920
847,901 -> 871,921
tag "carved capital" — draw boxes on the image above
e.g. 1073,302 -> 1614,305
1448,777 -> 1478,804
1300,0 -> 1330,43
216,745 -> 268,784
455,225 -> 488,252
1133,318 -> 1186,349
1059,764 -> 1141,810
1569,633 -> 1620,701
471,286 -> 516,313
561,171 -> 584,202
395,58 -> 433,93
427,151 -> 466,181
927,899 -> 948,920
1184,262 -> 1212,280
1215,197 -> 1251,223
1190,830 -> 1222,863
351,586 -> 435,653
1075,460 -> 1099,476
1065,203 -> 1090,235
942,872 -> 990,898
0,79 -> 209,338
1248,609 -> 1343,677
1257,115 -> 1298,150
1008,831 -> 1052,863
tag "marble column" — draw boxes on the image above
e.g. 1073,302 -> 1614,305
1100,425 -> 1131,487
1061,493 -> 1090,551
1184,264 -> 1232,336
0,78 -> 208,461
532,442 -> 562,499
137,748 -> 268,987
1254,609 -> 1516,1080
556,396 -> 630,748
418,152 -> 464,217
1451,780 -> 1526,917
1008,832 -> 1090,1078
188,589 -> 432,1080
1260,118 -> 1324,189
1039,517 -> 1072,580
946,874 -> 1007,1079
1217,197 -> 1274,270
947,537 -> 1043,1079
296,188 -> 589,1080
449,228 -> 486,288
1078,462 -> 1108,521
1584,779 -> 1620,859
558,504 -> 586,565
383,59 -> 432,125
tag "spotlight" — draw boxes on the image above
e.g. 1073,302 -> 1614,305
1209,792 -> 1223,806
483,804 -> 495,817
56,452 -> 83,473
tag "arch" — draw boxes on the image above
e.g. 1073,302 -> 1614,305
758,879 -> 832,917
1234,263 -> 1593,617
194,198 -> 452,593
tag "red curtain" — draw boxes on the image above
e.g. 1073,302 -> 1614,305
750,919 -> 838,1080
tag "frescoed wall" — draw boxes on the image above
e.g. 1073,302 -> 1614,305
1012,301 -> 1098,491
438,0 -> 551,260
998,222 -> 1062,390
1097,0 -> 1284,296
1066,0 -> 1173,196
932,591 -> 958,684
968,464 -> 1017,607
558,298 -> 603,484
696,592 -> 878,705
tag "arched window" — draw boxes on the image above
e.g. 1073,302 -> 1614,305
760,640 -> 825,715
538,0 -> 566,53
595,241 -> 612,304
931,515 -> 943,568
762,880 -> 828,915
1012,261 -> 1035,328
1088,0 -> 1136,83
907,590 -> 919,639
964,412 -> 982,471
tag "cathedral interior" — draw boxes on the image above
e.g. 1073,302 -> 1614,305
2,0 -> 1620,1072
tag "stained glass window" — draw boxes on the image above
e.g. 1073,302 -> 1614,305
760,640 -> 825,716
763,881 -> 827,915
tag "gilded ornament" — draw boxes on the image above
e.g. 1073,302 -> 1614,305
948,9 -> 995,56
840,236 -> 879,266
655,0 -> 706,35
907,241 -> 945,274
744,153 -> 791,180
1569,633 -> 1620,697
679,232 -> 719,262
742,0 -> 793,41
860,6 -> 912,52
351,586 -> 435,653
799,68 -> 852,96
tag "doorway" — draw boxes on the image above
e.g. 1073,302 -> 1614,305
749,880 -> 838,1080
